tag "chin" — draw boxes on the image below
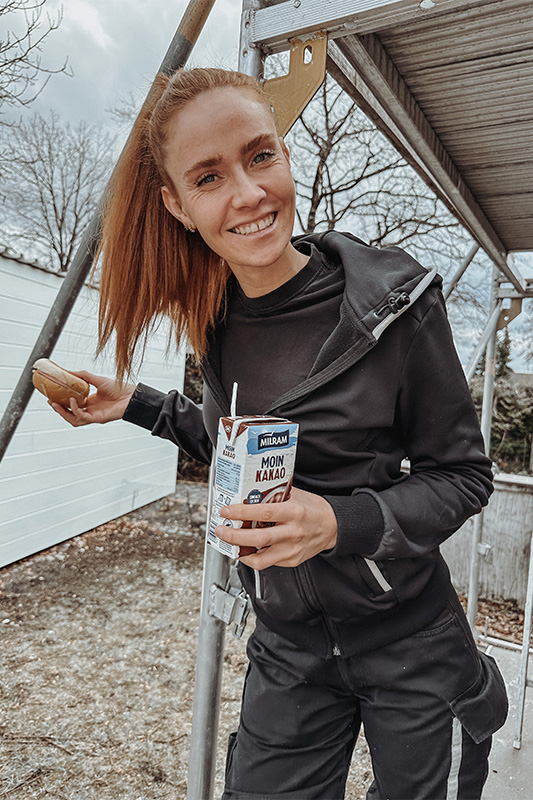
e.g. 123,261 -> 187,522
233,248 -> 290,271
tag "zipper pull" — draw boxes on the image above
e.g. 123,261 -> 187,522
375,292 -> 411,317
389,292 -> 410,313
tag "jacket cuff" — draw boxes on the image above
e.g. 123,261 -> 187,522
122,383 -> 166,431
323,491 -> 384,557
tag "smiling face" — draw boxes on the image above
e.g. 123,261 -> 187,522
160,87 -> 307,295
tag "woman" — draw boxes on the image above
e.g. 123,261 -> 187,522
51,68 -> 507,800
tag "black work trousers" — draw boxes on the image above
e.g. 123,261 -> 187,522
222,595 -> 507,800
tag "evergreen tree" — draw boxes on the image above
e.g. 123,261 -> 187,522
471,376 -> 533,473
495,327 -> 512,379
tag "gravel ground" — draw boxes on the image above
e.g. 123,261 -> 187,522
0,480 -> 523,800
0,482 -> 374,800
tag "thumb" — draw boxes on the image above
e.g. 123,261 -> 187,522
67,369 -> 107,387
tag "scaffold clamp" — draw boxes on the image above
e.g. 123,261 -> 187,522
208,583 -> 252,638
477,541 -> 493,564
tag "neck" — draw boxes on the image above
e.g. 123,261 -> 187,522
232,244 -> 310,298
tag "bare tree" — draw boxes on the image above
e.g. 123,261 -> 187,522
275,69 -> 494,352
0,0 -> 68,119
285,75 -> 468,265
0,110 -> 115,271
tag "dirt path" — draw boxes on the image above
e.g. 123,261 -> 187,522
0,483 -> 372,799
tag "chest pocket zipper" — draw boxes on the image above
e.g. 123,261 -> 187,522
364,558 -> 393,592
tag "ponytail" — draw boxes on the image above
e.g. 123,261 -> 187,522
97,71 -> 258,380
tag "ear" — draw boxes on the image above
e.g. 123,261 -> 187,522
161,185 -> 194,229
280,138 -> 290,160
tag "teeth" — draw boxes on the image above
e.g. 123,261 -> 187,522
232,213 -> 275,235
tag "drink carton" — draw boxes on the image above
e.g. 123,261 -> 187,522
207,415 -> 299,558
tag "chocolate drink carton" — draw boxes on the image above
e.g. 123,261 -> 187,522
207,415 -> 299,558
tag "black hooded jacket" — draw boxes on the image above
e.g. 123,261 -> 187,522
123,232 -> 493,658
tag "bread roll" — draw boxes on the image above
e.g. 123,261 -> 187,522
32,358 -> 90,407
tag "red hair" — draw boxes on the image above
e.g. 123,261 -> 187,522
97,68 -> 271,381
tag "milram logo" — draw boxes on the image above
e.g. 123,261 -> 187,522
258,429 -> 289,450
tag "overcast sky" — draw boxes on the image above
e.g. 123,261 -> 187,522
25,0 -> 243,127
8,0 -> 533,368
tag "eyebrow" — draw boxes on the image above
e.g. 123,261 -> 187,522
183,133 -> 278,181
242,133 -> 277,156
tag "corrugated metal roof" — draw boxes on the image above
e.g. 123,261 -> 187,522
378,0 -> 533,252
251,0 -> 533,288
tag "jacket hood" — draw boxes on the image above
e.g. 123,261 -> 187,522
293,231 -> 440,341
202,230 -> 442,416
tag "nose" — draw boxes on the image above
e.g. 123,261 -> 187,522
230,167 -> 266,209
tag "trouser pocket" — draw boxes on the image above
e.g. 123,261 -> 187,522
353,603 -> 509,800
450,651 -> 508,744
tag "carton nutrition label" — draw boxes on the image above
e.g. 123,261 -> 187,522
214,456 -> 241,495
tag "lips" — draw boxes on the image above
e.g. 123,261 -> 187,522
230,212 -> 276,236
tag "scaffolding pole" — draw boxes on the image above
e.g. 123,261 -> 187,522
186,464 -> 232,800
464,300 -> 503,385
0,0 -> 217,464
185,6 -> 265,798
514,530 -> 533,749
443,243 -> 479,301
466,265 -> 499,630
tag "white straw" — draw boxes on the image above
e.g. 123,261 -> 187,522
231,382 -> 238,417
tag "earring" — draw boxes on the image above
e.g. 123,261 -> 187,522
184,223 -> 196,233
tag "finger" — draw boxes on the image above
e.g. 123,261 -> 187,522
70,392 -> 89,412
214,524 -> 275,551
220,501 -> 290,525
68,369 -> 105,387
239,543 -> 297,570
49,401 -> 82,426
70,396 -> 82,414
49,400 -> 69,418
70,396 -> 94,419
239,550 -> 277,570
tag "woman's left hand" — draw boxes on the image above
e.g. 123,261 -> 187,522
215,487 -> 338,570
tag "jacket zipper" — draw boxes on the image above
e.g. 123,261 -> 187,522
374,292 -> 411,317
202,266 -> 438,417
372,266 -> 438,340
296,562 -> 341,657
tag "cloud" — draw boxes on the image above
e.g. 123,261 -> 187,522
17,0 -> 242,126
63,0 -> 113,49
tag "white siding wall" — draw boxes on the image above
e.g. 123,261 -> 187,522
0,256 -> 185,567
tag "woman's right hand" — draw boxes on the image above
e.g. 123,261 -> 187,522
49,371 -> 136,427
